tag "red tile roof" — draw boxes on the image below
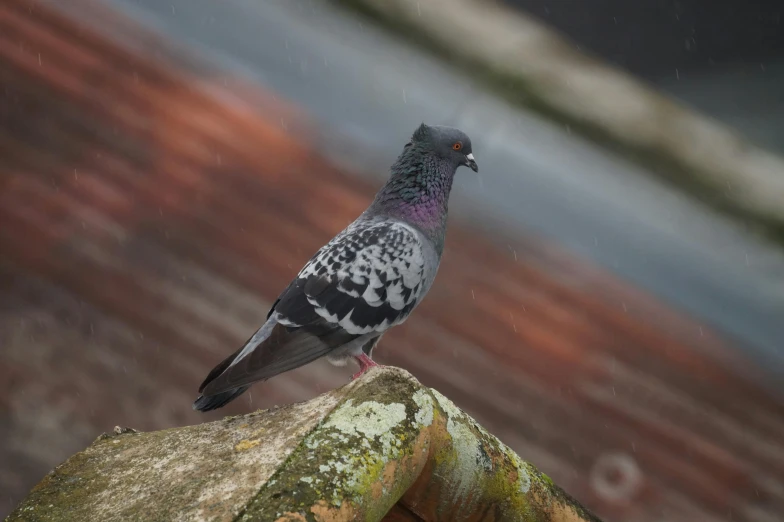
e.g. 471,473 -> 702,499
1,1 -> 783,520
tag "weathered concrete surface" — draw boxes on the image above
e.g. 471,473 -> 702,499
6,388 -> 348,522
7,367 -> 600,522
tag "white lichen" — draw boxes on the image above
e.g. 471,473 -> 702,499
445,417 -> 481,508
518,466 -> 532,494
299,399 -> 410,505
431,388 -> 464,420
412,389 -> 434,427
430,388 -> 486,511
322,399 -> 407,441
506,450 -> 532,494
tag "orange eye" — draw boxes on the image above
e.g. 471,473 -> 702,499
452,142 -> 462,151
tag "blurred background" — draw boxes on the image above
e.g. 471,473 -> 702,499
2,0 -> 784,520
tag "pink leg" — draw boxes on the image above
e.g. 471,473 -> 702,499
351,353 -> 383,380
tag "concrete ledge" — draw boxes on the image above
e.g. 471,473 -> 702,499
7,367 -> 600,521
334,0 -> 784,242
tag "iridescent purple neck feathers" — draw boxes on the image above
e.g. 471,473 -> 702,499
368,146 -> 456,249
365,123 -> 477,254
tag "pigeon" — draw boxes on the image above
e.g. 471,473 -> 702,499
193,123 -> 477,412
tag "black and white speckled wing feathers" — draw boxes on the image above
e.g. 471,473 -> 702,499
275,219 -> 436,334
197,219 -> 436,399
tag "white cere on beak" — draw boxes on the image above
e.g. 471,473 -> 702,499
466,153 -> 475,161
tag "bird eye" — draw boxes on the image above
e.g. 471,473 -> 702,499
452,142 -> 462,151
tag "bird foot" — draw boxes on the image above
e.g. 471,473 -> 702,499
351,353 -> 382,380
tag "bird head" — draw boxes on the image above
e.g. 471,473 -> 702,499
407,123 -> 478,173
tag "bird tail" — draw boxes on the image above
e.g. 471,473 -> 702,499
192,314 -> 334,412
193,345 -> 251,412
193,385 -> 250,412
192,321 -> 268,412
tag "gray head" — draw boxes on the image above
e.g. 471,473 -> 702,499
405,123 -> 478,173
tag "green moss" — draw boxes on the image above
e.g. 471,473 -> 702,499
7,402 -> 326,522
427,387 -> 603,522
10,369 -> 599,522
238,370 -> 430,521
332,0 -> 784,248
8,431 -> 137,522
429,391 -> 530,518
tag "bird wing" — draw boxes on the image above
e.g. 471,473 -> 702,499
199,220 -> 432,396
199,318 -> 351,396
276,219 -> 432,333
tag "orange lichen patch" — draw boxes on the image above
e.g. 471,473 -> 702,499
370,460 -> 405,502
310,500 -> 359,522
527,490 -> 595,522
383,461 -> 400,487
234,439 -> 262,452
372,479 -> 385,501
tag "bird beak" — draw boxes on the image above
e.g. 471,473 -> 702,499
464,153 -> 478,172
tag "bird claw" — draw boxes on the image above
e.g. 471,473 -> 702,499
351,353 -> 381,380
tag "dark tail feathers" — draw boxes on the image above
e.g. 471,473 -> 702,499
193,385 -> 250,412
193,346 -> 248,412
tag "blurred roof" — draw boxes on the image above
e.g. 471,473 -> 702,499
1,1 -> 784,521
502,0 -> 784,78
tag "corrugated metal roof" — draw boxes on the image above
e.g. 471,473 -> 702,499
1,1 -> 783,520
